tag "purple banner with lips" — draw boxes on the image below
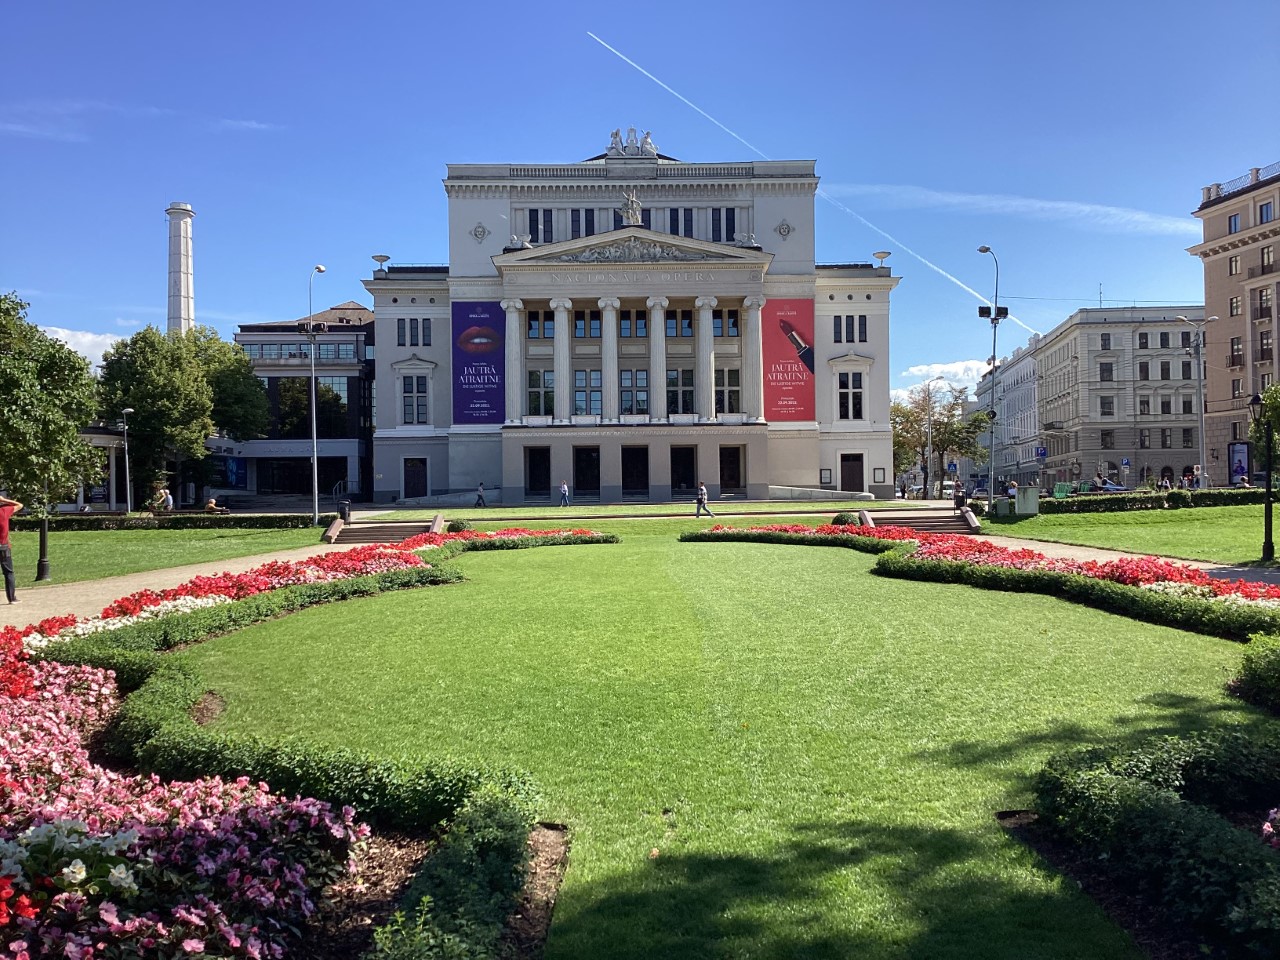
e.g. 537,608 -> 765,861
451,301 -> 505,424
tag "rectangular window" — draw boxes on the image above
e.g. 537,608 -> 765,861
620,369 -> 649,415
526,310 -> 553,340
1138,332 -> 1149,349
1265,372 -> 1275,391
1182,428 -> 1194,449
1230,336 -> 1244,364
714,368 -> 740,414
317,375 -> 349,405
1139,428 -> 1151,448
665,309 -> 694,338
542,209 -> 553,243
712,309 -> 739,338
1230,254 -> 1241,276
1159,360 -> 1170,380
401,374 -> 429,424
712,208 -> 722,243
585,209 -> 594,237
837,371 -> 864,420
261,343 -> 280,359
397,319 -> 406,347
573,369 -> 602,416
726,208 -> 736,241
1265,245 -> 1275,267
1232,421 -> 1241,441
526,369 -> 554,417
858,315 -> 868,342
1100,396 -> 1115,416
1181,359 -> 1192,379
1138,361 -> 1150,380
1099,362 -> 1114,382
1139,396 -> 1150,415
573,310 -> 601,338
318,343 -> 338,360
833,316 -> 843,343
1182,396 -> 1194,414
1229,212 -> 1241,234
1233,378 -> 1244,398
1261,287 -> 1274,318
1181,331 -> 1192,348
1231,295 -> 1243,316
571,209 -> 581,240
1161,397 -> 1172,414
683,209 -> 693,237
1161,428 -> 1172,448
1101,430 -> 1115,449
1159,332 -> 1170,348
666,368 -> 695,414
641,208 -> 652,229
1261,201 -> 1274,224
668,209 -> 679,234
409,318 -> 419,347
1100,332 -> 1111,350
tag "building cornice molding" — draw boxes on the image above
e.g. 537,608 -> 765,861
1187,222 -> 1280,259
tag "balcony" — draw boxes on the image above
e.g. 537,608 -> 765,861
1226,353 -> 1246,368
1248,262 -> 1277,279
1260,347 -> 1275,362
1253,306 -> 1273,322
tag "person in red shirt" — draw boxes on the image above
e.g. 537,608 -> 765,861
0,494 -> 22,604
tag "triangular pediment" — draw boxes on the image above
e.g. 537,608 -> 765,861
828,351 -> 876,367
493,227 -> 773,269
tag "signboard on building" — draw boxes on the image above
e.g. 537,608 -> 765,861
209,456 -> 248,489
761,299 -> 815,421
451,302 -> 505,424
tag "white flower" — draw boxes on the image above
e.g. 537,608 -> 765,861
61,859 -> 87,884
107,863 -> 136,892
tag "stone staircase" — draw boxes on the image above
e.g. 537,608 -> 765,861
860,507 -> 977,536
333,521 -> 435,545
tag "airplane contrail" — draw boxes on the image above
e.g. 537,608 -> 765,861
586,30 -> 1041,337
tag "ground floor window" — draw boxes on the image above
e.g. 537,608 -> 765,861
574,369 -> 602,416
1182,428 -> 1194,448
837,371 -> 864,420
620,369 -> 649,415
667,368 -> 695,413
714,368 -> 740,413
401,375 -> 429,424
527,369 -> 554,416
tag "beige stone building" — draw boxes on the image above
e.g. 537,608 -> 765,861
1189,162 -> 1280,486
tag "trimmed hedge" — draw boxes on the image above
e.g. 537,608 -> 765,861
1035,732 -> 1280,954
680,528 -> 899,554
459,532 -> 618,551
1032,486 -> 1265,515
1234,634 -> 1280,713
13,513 -> 336,532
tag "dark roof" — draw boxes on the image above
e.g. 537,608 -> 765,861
237,301 -> 374,332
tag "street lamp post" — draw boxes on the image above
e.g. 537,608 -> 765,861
923,375 -> 944,499
978,246 -> 1008,511
1249,393 -> 1274,562
121,407 -> 135,513
304,265 -> 326,526
1178,315 -> 1218,489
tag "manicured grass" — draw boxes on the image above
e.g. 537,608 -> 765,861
374,498 -> 916,522
182,521 -> 1267,959
9,527 -> 323,587
988,505 -> 1273,564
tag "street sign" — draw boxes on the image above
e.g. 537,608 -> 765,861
948,462 -> 957,473
1035,446 -> 1047,459
1121,457 -> 1130,467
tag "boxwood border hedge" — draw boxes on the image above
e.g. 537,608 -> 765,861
13,513 -> 337,532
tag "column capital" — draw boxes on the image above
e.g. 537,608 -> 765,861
646,296 -> 669,310
500,298 -> 524,311
549,297 -> 574,311
742,295 -> 765,310
597,297 -> 621,311
695,296 -> 719,310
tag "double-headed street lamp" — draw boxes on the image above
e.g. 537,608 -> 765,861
1249,393 -> 1274,562
302,265 -> 327,526
1177,315 -> 1217,489
977,246 -> 1008,511
121,407 -> 135,513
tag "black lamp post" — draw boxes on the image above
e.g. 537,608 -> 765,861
1249,393 -> 1274,563
35,481 -> 50,582
977,245 -> 1008,511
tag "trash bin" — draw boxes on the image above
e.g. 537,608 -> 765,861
337,500 -> 351,522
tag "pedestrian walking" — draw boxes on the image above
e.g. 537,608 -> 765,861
475,482 -> 487,508
0,494 -> 22,604
695,481 -> 715,518
559,480 -> 570,507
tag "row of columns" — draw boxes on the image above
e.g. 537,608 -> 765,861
500,296 -> 766,425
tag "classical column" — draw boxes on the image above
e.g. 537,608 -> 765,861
599,297 -> 620,422
550,298 -> 573,423
500,298 -> 524,424
695,296 -> 718,421
742,295 -> 766,422
647,296 -> 669,421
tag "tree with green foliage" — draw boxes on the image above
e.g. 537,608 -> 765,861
0,293 -> 101,511
894,381 -> 984,494
99,327 -> 214,493
185,326 -> 269,441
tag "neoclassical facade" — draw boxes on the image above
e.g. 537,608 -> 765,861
363,132 -> 899,504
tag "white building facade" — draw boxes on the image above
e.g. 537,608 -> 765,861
362,132 -> 899,504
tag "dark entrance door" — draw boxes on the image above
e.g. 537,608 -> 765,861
573,446 -> 600,494
621,446 -> 649,495
404,458 -> 428,498
840,454 -> 864,493
719,446 -> 743,491
670,446 -> 697,495
525,446 -> 551,497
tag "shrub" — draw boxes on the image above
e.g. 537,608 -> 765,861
447,518 -> 474,533
1166,489 -> 1192,509
832,512 -> 856,526
1234,634 -> 1280,713
12,513 -> 335,532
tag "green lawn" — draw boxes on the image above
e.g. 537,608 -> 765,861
987,505 -> 1274,564
373,498 -> 916,523
182,520 -> 1267,959
9,527 -> 323,587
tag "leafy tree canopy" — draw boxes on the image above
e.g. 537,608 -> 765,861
0,293 -> 101,510
184,326 -> 269,441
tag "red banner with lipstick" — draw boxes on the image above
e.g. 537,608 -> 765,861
451,302 -> 505,424
761,299 -> 815,421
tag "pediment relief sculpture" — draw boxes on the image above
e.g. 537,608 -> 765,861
554,237 -> 714,264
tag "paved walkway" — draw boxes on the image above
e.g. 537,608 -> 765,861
4,516 -> 1277,632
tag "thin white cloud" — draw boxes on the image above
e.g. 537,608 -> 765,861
895,360 -> 992,400
114,317 -> 142,328
0,120 -> 88,142
827,183 -> 1200,237
0,100 -> 273,141
213,118 -> 279,132
40,327 -> 122,368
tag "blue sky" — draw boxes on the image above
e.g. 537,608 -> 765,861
4,1 -> 1276,399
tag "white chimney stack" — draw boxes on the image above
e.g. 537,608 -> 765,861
166,202 -> 195,334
